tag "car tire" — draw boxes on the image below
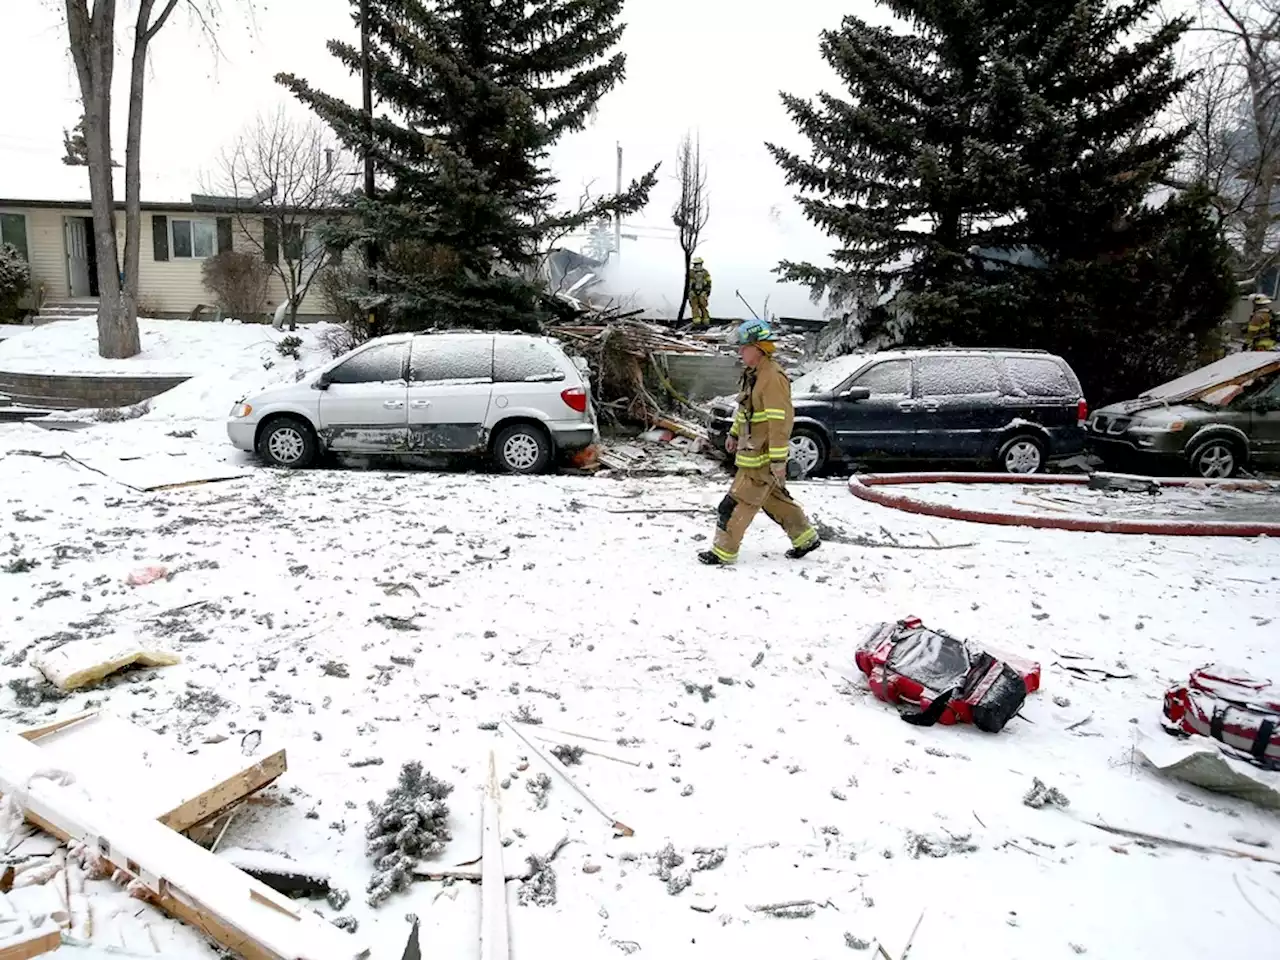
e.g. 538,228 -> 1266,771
494,423 -> 552,474
257,416 -> 318,469
997,433 -> 1046,474
789,428 -> 828,479
1187,437 -> 1242,479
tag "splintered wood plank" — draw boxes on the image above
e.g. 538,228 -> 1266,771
0,924 -> 61,960
480,752 -> 510,960
0,734 -> 368,960
158,750 -> 287,833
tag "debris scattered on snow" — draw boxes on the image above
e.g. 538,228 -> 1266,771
1023,778 -> 1071,810
321,661 -> 349,678
550,744 -> 585,766
906,830 -> 978,858
683,681 -> 716,702
749,900 -> 820,919
513,704 -> 543,725
526,772 -> 552,809
365,761 -> 453,906
845,933 -> 871,950
6,676 -> 67,707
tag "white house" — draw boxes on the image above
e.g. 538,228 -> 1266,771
0,164 -> 339,320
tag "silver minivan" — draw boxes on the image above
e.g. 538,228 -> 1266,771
227,332 -> 596,473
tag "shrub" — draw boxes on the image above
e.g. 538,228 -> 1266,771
316,324 -> 358,358
276,334 -> 303,360
0,244 -> 31,321
201,251 -> 269,320
316,261 -> 369,338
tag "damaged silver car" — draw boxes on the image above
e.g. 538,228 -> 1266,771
227,332 -> 597,473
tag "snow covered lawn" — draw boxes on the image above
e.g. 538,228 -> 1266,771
1,422 -> 1279,959
0,316 -> 340,378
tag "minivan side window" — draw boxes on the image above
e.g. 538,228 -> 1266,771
848,360 -> 911,397
410,337 -> 493,382
327,342 -> 407,384
1005,357 -> 1072,397
494,339 -> 566,383
916,356 -> 1001,397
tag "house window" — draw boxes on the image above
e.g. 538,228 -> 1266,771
170,218 -> 216,259
0,213 -> 28,261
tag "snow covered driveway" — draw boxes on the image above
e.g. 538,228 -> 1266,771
2,424 -> 1279,959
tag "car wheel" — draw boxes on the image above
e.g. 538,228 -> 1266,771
789,428 -> 827,479
258,417 -> 318,469
998,434 -> 1046,474
1188,437 -> 1240,478
494,423 -> 552,474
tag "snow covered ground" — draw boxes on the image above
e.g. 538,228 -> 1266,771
2,417 -> 1279,959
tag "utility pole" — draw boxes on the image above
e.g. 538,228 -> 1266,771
361,0 -> 378,325
614,142 -> 622,262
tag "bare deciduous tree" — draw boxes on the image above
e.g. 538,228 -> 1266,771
671,132 -> 710,323
63,0 -> 245,359
214,111 -> 351,330
1177,0 -> 1280,282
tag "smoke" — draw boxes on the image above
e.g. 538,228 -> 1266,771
588,212 -> 833,321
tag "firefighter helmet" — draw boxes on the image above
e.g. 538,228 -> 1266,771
735,318 -> 776,346
692,257 -> 704,265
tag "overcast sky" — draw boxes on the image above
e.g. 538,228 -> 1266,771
2,0 -> 1198,319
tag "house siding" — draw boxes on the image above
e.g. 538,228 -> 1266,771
0,205 -> 335,318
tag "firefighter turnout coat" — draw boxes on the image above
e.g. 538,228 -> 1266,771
728,354 -> 793,471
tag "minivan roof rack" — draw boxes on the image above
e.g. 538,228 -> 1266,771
891,346 -> 1050,354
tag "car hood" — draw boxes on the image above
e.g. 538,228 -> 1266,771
1094,401 -> 1215,424
243,376 -> 317,405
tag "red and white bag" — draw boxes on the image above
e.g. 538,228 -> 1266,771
1163,664 -> 1280,768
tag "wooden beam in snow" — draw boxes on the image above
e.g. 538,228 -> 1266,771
480,752 -> 510,960
0,733 -> 368,960
0,924 -> 61,960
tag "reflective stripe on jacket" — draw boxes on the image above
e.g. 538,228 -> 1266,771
728,356 -> 793,469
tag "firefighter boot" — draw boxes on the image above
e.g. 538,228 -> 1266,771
785,537 -> 822,560
697,550 -> 729,566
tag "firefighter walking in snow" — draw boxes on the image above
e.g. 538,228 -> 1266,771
698,319 -> 821,566
688,257 -> 712,328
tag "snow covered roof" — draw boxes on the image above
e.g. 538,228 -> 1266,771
0,148 -> 196,209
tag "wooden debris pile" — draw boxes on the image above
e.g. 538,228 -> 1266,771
548,317 -> 721,424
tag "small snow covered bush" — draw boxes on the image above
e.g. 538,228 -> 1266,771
0,243 -> 31,320
276,334 -> 303,360
365,761 -> 453,906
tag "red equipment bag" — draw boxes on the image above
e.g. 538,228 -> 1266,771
855,618 -> 1042,733
1163,664 -> 1280,769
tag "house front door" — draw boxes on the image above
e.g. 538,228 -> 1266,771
65,217 -> 91,297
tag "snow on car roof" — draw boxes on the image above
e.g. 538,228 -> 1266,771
791,353 -> 871,394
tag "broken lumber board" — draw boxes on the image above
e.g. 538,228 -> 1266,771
0,924 -> 61,960
0,733 -> 368,960
480,752 -> 510,960
19,713 -> 286,834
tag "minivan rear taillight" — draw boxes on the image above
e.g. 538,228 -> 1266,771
561,387 -> 588,413
1077,398 -> 1088,424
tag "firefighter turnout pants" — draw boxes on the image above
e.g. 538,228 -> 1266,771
711,468 -> 818,563
690,292 -> 710,326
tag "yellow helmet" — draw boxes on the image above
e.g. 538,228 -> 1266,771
692,257 -> 704,265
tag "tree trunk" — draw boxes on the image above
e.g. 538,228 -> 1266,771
117,1 -> 158,354
64,1 -> 134,359
1244,67 -> 1277,278
676,251 -> 691,323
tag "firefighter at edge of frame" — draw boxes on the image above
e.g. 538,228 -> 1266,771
1247,293 -> 1277,351
697,318 -> 822,567
688,257 -> 712,328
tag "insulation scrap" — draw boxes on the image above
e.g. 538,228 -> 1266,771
31,637 -> 180,692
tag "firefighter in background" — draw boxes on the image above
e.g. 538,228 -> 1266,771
1247,294 -> 1277,351
688,257 -> 712,327
698,319 -> 821,566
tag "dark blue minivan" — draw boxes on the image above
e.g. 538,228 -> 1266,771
707,348 -> 1087,476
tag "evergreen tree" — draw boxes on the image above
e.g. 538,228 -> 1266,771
770,0 -> 1235,403
278,0 -> 656,332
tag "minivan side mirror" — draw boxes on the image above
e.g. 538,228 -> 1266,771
841,387 -> 871,401
313,375 -> 330,391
